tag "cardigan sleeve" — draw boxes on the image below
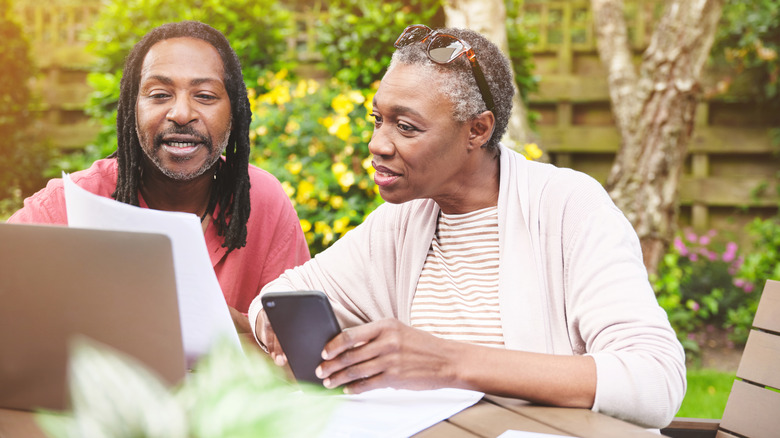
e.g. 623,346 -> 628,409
560,177 -> 686,428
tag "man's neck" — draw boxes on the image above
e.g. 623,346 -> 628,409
139,164 -> 216,216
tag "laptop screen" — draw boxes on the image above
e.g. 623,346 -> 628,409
0,223 -> 186,411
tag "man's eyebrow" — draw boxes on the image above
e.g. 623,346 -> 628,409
140,75 -> 223,87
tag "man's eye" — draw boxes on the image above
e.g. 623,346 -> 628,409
369,113 -> 382,126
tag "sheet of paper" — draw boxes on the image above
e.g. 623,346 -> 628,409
498,431 -> 574,438
319,387 -> 484,438
63,173 -> 240,362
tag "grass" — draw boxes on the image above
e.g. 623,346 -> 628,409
676,368 -> 736,418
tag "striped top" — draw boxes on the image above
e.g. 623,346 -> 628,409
411,206 -> 504,347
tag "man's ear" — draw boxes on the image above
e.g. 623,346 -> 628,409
468,110 -> 496,150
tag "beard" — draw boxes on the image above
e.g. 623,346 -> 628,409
137,124 -> 231,181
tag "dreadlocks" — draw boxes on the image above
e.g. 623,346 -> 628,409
113,21 -> 251,253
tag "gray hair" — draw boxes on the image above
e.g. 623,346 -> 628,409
387,27 -> 514,153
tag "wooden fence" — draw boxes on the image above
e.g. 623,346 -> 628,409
519,0 -> 778,238
13,0 -> 778,237
13,0 -> 100,151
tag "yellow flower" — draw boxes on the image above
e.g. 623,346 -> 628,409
338,171 -> 355,191
363,90 -> 376,113
332,94 -> 355,115
523,143 -> 543,161
296,180 -> 315,204
285,120 -> 300,134
333,216 -> 350,234
255,125 -> 268,137
299,219 -> 312,233
320,116 -> 334,129
314,221 -> 335,244
329,195 -> 344,209
327,115 -> 352,141
285,161 -> 303,175
347,90 -> 365,104
281,181 -> 295,198
293,80 -> 309,98
331,162 -> 348,176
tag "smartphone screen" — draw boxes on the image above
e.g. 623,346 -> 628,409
261,290 -> 341,385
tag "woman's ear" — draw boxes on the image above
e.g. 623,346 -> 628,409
468,110 -> 496,150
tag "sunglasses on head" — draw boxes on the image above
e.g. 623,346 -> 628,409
394,24 -> 495,112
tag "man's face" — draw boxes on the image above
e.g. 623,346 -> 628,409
135,37 -> 232,181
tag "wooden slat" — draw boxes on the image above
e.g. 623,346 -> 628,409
753,280 -> 780,333
679,176 -> 779,207
719,380 -> 780,438
537,126 -> 775,154
0,408 -> 48,438
413,420 -> 481,438
736,330 -> 780,388
714,431 -> 739,438
486,396 -> 659,438
447,400 -> 571,437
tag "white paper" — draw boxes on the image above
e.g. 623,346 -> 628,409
63,173 -> 240,363
319,388 -> 484,438
498,431 -> 575,438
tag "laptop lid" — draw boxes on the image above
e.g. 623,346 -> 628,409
0,223 -> 186,412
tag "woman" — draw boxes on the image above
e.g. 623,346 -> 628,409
248,25 -> 685,428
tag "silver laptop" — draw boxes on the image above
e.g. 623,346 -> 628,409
0,223 -> 187,413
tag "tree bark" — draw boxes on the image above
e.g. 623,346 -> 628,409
592,0 -> 724,275
443,0 -> 534,147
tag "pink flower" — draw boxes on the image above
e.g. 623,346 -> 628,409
689,253 -> 699,262
686,231 -> 698,242
673,237 -> 688,255
722,242 -> 738,262
699,235 -> 711,245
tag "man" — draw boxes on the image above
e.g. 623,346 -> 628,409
8,21 -> 310,332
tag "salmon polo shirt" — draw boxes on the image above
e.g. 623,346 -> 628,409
7,158 -> 310,313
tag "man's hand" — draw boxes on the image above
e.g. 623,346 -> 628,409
228,305 -> 251,334
314,318 -> 459,394
254,308 -> 288,366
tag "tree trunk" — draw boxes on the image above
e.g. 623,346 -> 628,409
443,0 -> 534,147
592,0 -> 724,275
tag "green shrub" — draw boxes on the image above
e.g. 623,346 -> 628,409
312,0 -> 443,89
248,71 -> 383,255
652,228 -> 756,354
0,0 -> 49,205
48,0 -> 298,175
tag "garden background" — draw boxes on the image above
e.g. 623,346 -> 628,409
1,0 -> 779,420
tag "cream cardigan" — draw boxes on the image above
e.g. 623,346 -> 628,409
249,145 -> 686,428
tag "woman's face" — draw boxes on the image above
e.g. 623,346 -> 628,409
368,63 -> 474,206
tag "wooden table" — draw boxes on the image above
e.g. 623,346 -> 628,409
414,396 -> 661,438
2,396 -> 660,438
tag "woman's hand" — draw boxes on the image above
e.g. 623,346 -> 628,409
254,308 -> 288,366
314,318 -> 461,394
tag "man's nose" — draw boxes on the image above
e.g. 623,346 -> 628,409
165,97 -> 197,126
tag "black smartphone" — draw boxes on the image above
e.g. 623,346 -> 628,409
260,290 -> 341,385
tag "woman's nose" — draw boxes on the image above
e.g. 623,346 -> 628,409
368,127 -> 393,157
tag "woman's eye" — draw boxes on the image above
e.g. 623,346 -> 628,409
398,122 -> 418,132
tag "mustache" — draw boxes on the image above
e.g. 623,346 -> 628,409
153,126 -> 211,148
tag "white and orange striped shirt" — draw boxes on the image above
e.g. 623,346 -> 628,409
411,206 -> 504,347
